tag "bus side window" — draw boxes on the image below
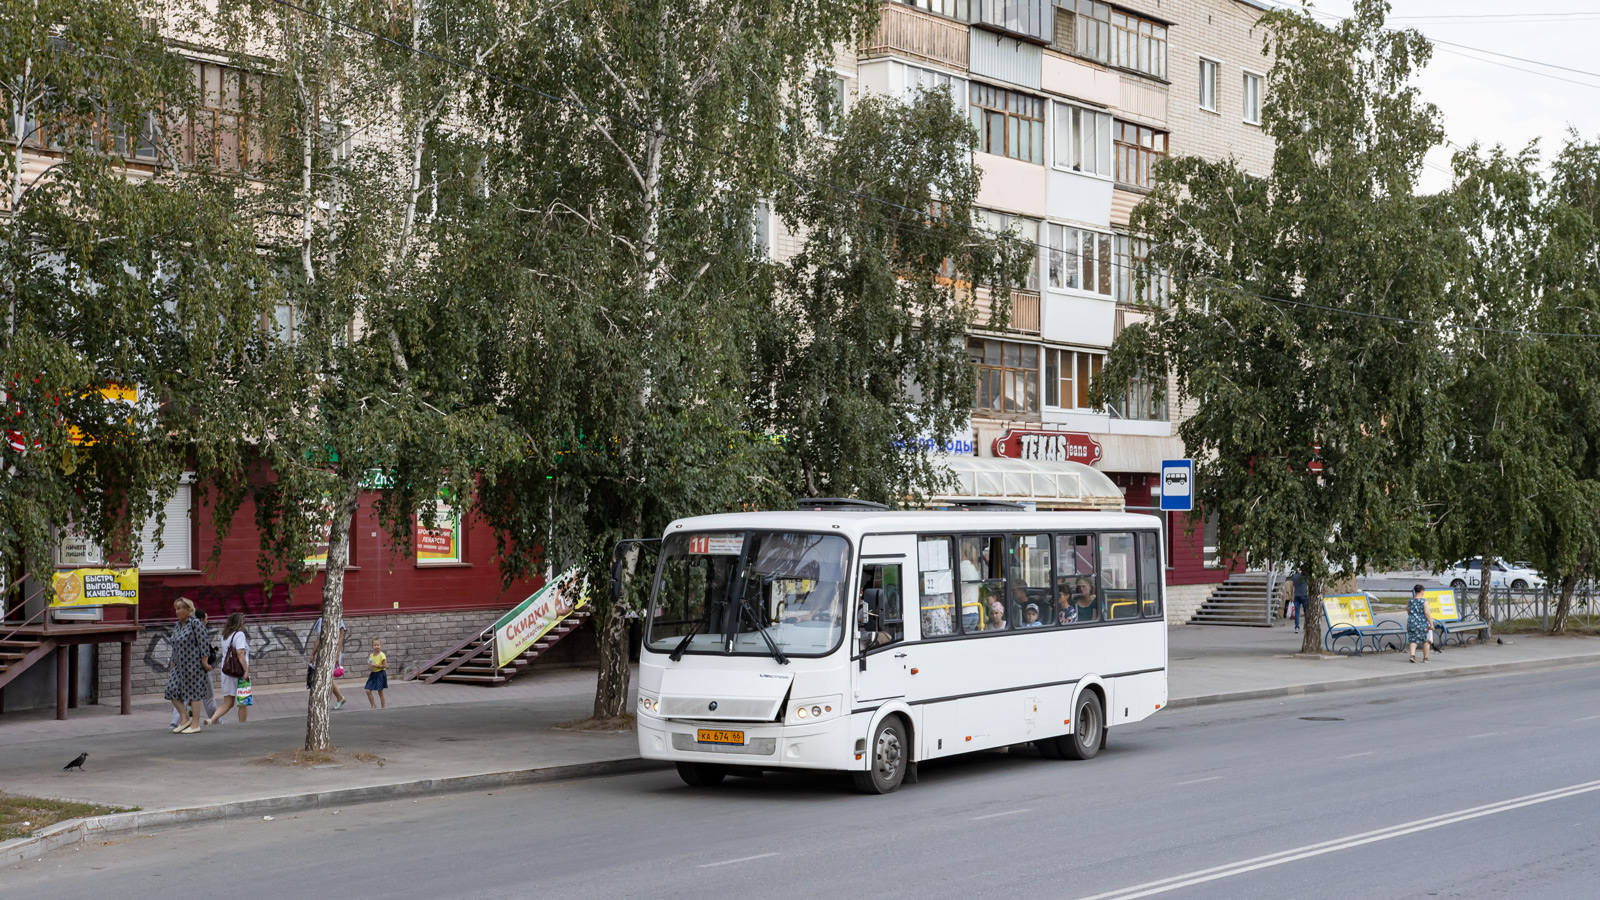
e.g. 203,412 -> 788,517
1101,533 -> 1140,621
1054,533 -> 1098,625
859,564 -> 904,650
918,537 -> 955,637
1138,532 -> 1162,618
1009,534 -> 1052,628
958,535 -> 1005,633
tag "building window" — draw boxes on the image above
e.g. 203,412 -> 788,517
977,209 -> 1040,290
1046,223 -> 1112,297
137,483 -> 193,571
1243,71 -> 1263,124
1043,347 -> 1104,409
182,62 -> 269,172
1052,102 -> 1112,178
1198,58 -> 1218,112
974,0 -> 1052,42
1112,234 -> 1169,305
969,337 -> 1039,414
1113,120 -> 1168,189
1110,372 -> 1168,421
1110,10 -> 1168,80
1202,510 -> 1221,569
905,0 -> 971,20
750,199 -> 773,258
896,61 -> 966,102
1074,0 -> 1112,64
971,83 -> 1045,165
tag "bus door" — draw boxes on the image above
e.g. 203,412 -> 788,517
853,536 -> 913,704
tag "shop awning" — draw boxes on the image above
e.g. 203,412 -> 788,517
933,457 -> 1125,511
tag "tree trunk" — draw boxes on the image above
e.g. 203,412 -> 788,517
1551,573 -> 1577,634
1300,577 -> 1323,655
591,602 -> 631,719
305,479 -> 359,751
1477,540 -> 1494,622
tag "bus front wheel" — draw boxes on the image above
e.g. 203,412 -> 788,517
852,716 -> 909,794
1061,691 -> 1105,761
676,762 -> 727,787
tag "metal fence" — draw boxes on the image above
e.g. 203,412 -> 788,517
1478,586 -> 1600,631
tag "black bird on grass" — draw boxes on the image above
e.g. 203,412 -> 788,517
63,752 -> 88,772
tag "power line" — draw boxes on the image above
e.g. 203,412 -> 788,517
1390,12 -> 1600,22
258,0 -> 1600,342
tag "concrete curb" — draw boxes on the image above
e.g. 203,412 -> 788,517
1163,652 -> 1600,709
1,756 -> 667,867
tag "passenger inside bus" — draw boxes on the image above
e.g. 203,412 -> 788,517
986,597 -> 1008,631
1021,603 -> 1043,627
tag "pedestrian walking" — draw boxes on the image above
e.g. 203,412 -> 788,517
1289,570 -> 1308,634
1407,584 -> 1434,663
164,598 -> 212,733
208,613 -> 252,725
172,610 -> 219,729
364,637 -> 388,708
307,615 -> 348,709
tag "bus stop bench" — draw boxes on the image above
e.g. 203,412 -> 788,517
1322,594 -> 1405,656
1435,614 -> 1491,646
1423,589 -> 1491,646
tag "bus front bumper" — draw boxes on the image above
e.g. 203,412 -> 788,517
637,717 -> 854,771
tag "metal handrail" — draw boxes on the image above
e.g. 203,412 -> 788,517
0,601 -> 49,646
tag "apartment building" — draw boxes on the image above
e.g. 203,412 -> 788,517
848,0 -> 1276,615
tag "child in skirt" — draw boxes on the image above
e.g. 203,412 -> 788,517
364,637 -> 389,708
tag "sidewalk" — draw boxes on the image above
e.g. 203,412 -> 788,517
5,624 -> 1599,862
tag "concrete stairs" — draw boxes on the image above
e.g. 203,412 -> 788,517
413,609 -> 592,686
1189,571 -> 1275,627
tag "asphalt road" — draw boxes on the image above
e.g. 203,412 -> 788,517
11,665 -> 1600,900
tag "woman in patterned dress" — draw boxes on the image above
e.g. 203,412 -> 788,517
1406,584 -> 1433,664
166,597 -> 211,733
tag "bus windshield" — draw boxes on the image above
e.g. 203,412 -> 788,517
645,531 -> 852,657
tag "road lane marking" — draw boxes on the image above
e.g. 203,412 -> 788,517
697,852 -> 779,868
1338,752 -> 1375,759
1173,776 -> 1223,786
1463,732 -> 1500,739
972,808 -> 1034,821
1072,777 -> 1600,900
1577,715 -> 1600,722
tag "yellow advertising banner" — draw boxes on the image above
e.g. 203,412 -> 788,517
68,383 -> 138,446
51,568 -> 139,607
416,501 -> 460,564
1322,594 -> 1373,629
494,567 -> 586,668
1424,589 -> 1459,621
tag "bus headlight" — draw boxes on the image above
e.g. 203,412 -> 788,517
638,696 -> 659,714
789,696 -> 841,725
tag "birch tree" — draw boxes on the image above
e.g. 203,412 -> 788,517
1108,0 -> 1453,653
206,0 -> 520,749
480,0 -> 877,719
0,0 -> 265,599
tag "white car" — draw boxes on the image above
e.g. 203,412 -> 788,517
1440,557 -> 1546,593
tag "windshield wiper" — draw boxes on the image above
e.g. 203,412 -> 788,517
669,622 -> 702,662
736,600 -> 790,665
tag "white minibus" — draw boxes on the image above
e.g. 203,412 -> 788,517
630,501 -> 1167,793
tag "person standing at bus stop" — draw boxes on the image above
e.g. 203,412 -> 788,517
1288,570 -> 1308,634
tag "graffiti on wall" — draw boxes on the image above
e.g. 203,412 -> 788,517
137,582 -> 314,674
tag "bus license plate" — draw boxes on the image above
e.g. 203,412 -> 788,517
697,729 -> 744,745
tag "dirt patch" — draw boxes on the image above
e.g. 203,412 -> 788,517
1492,618 -> 1600,636
0,794 -> 131,842
249,749 -> 386,768
553,714 -> 636,734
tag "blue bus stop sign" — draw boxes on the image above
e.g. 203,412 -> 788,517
1160,459 -> 1193,511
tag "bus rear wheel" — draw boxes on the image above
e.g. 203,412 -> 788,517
1059,691 -> 1105,761
676,762 -> 727,787
852,716 -> 909,794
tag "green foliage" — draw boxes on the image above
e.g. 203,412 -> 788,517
1112,0 -> 1452,648
1,0 -> 267,597
759,88 -> 1028,503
